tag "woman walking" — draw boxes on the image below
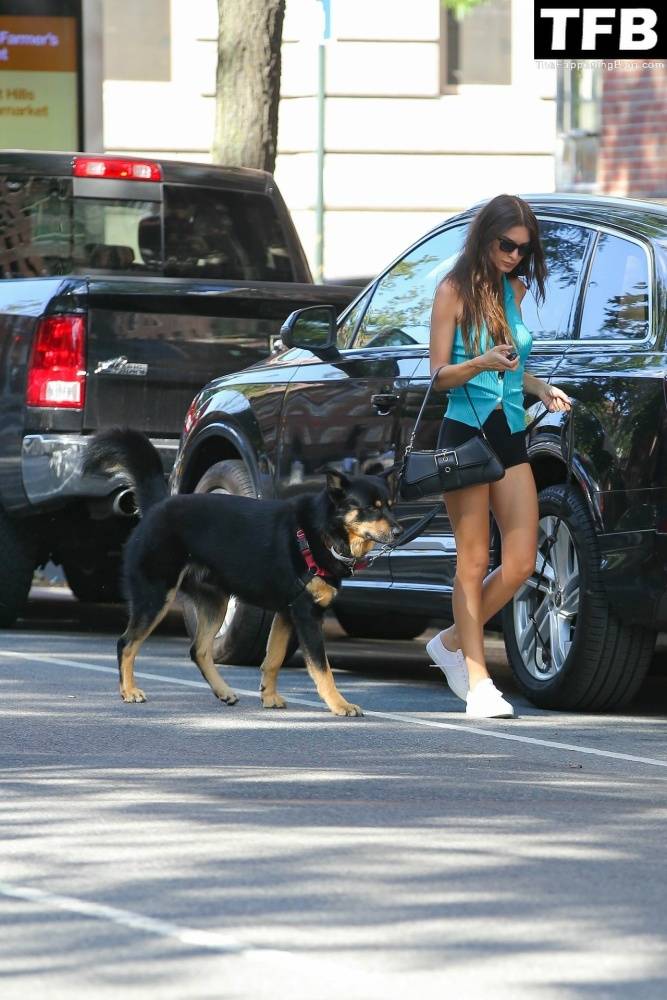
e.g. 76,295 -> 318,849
426,193 -> 570,718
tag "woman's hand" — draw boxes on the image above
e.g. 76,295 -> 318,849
477,344 -> 520,374
539,383 -> 572,412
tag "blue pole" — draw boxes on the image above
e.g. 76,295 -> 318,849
314,1 -> 330,283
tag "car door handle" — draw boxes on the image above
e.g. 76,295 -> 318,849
371,393 -> 399,412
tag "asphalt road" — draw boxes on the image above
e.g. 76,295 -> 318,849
2,588 -> 667,999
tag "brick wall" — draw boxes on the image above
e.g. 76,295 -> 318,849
598,65 -> 667,198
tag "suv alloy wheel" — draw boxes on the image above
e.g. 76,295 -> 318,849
503,483 -> 656,711
180,459 -> 296,666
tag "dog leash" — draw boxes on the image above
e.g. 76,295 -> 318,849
365,401 -> 558,569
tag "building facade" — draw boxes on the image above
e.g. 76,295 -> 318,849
556,62 -> 667,203
101,0 -> 557,279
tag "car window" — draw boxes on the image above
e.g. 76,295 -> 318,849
0,175 -> 73,278
352,226 -> 467,349
73,198 -> 161,273
336,288 -> 371,349
520,220 -> 592,340
163,185 -> 293,281
578,232 -> 650,341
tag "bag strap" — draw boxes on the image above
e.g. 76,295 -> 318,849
403,364 -> 489,458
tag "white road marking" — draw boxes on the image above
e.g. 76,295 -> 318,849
0,881 -> 289,959
3,648 -> 667,769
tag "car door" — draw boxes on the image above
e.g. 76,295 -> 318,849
275,287 -> 421,584
541,226 -> 663,532
389,218 -> 593,602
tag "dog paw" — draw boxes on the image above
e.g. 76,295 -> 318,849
262,693 -> 287,709
216,690 -> 239,705
332,701 -> 363,717
121,688 -> 146,703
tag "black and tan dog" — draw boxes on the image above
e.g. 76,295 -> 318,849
84,430 -> 402,717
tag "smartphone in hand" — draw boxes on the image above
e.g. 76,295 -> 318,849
499,348 -> 518,380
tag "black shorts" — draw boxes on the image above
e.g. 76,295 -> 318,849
437,407 -> 528,470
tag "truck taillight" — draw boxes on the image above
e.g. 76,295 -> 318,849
73,156 -> 162,182
26,316 -> 87,409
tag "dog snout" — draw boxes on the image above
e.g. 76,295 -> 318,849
390,520 -> 403,539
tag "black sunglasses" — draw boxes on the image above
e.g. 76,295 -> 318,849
497,236 -> 532,257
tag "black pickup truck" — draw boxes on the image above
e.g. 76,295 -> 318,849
0,151 -> 356,624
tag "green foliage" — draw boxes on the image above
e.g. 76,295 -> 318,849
441,0 -> 491,18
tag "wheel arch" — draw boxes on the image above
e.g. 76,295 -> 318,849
528,441 -> 604,533
178,423 -> 264,497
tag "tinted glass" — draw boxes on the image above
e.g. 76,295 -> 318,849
579,233 -> 650,341
163,185 -> 293,281
336,288 -> 371,349
521,220 -> 591,340
0,175 -> 72,278
73,199 -> 161,272
0,175 -> 162,277
353,226 -> 466,349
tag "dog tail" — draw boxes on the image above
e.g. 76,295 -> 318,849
83,428 -> 168,516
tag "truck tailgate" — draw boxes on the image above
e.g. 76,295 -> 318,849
83,277 -> 357,436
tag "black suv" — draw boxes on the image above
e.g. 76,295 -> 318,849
170,194 -> 667,712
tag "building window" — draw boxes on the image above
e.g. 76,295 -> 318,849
556,64 -> 602,191
103,0 -> 171,82
440,0 -> 511,89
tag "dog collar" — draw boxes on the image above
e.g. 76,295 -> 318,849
296,529 -> 368,577
327,541 -> 368,573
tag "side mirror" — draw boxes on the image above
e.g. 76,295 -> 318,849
280,305 -> 337,351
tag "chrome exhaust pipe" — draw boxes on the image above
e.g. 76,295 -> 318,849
112,488 -> 138,517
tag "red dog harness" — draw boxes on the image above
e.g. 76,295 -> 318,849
296,528 -> 368,577
296,528 -> 333,577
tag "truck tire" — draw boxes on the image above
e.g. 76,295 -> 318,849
181,459 -> 274,666
63,550 -> 124,604
503,483 -> 656,711
335,608 -> 430,641
0,509 -> 37,627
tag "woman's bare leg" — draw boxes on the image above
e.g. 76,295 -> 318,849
440,464 -> 538,653
443,482 -> 492,690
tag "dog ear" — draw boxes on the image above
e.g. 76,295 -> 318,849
324,468 -> 350,499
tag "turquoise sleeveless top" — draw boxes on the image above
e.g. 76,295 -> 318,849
444,272 -> 533,433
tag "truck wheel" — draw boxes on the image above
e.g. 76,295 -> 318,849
181,459 -> 274,666
503,483 -> 656,711
63,550 -> 124,604
0,509 -> 37,627
335,608 -> 430,641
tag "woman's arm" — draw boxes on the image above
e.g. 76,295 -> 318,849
429,279 -> 516,389
524,370 -> 572,411
523,371 -> 547,397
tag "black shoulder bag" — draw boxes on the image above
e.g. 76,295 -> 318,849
398,367 -> 505,500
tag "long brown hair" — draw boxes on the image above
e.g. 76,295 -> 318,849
445,193 -> 547,355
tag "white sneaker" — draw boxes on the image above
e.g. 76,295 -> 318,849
466,678 -> 515,719
426,633 -> 469,702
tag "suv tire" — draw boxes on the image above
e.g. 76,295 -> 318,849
181,459 -> 274,666
503,483 -> 656,711
335,608 -> 429,641
0,509 -> 37,627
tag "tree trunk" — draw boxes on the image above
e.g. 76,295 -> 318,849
212,0 -> 286,173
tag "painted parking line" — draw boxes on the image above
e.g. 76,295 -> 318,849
0,881 -> 289,959
4,648 -> 667,770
